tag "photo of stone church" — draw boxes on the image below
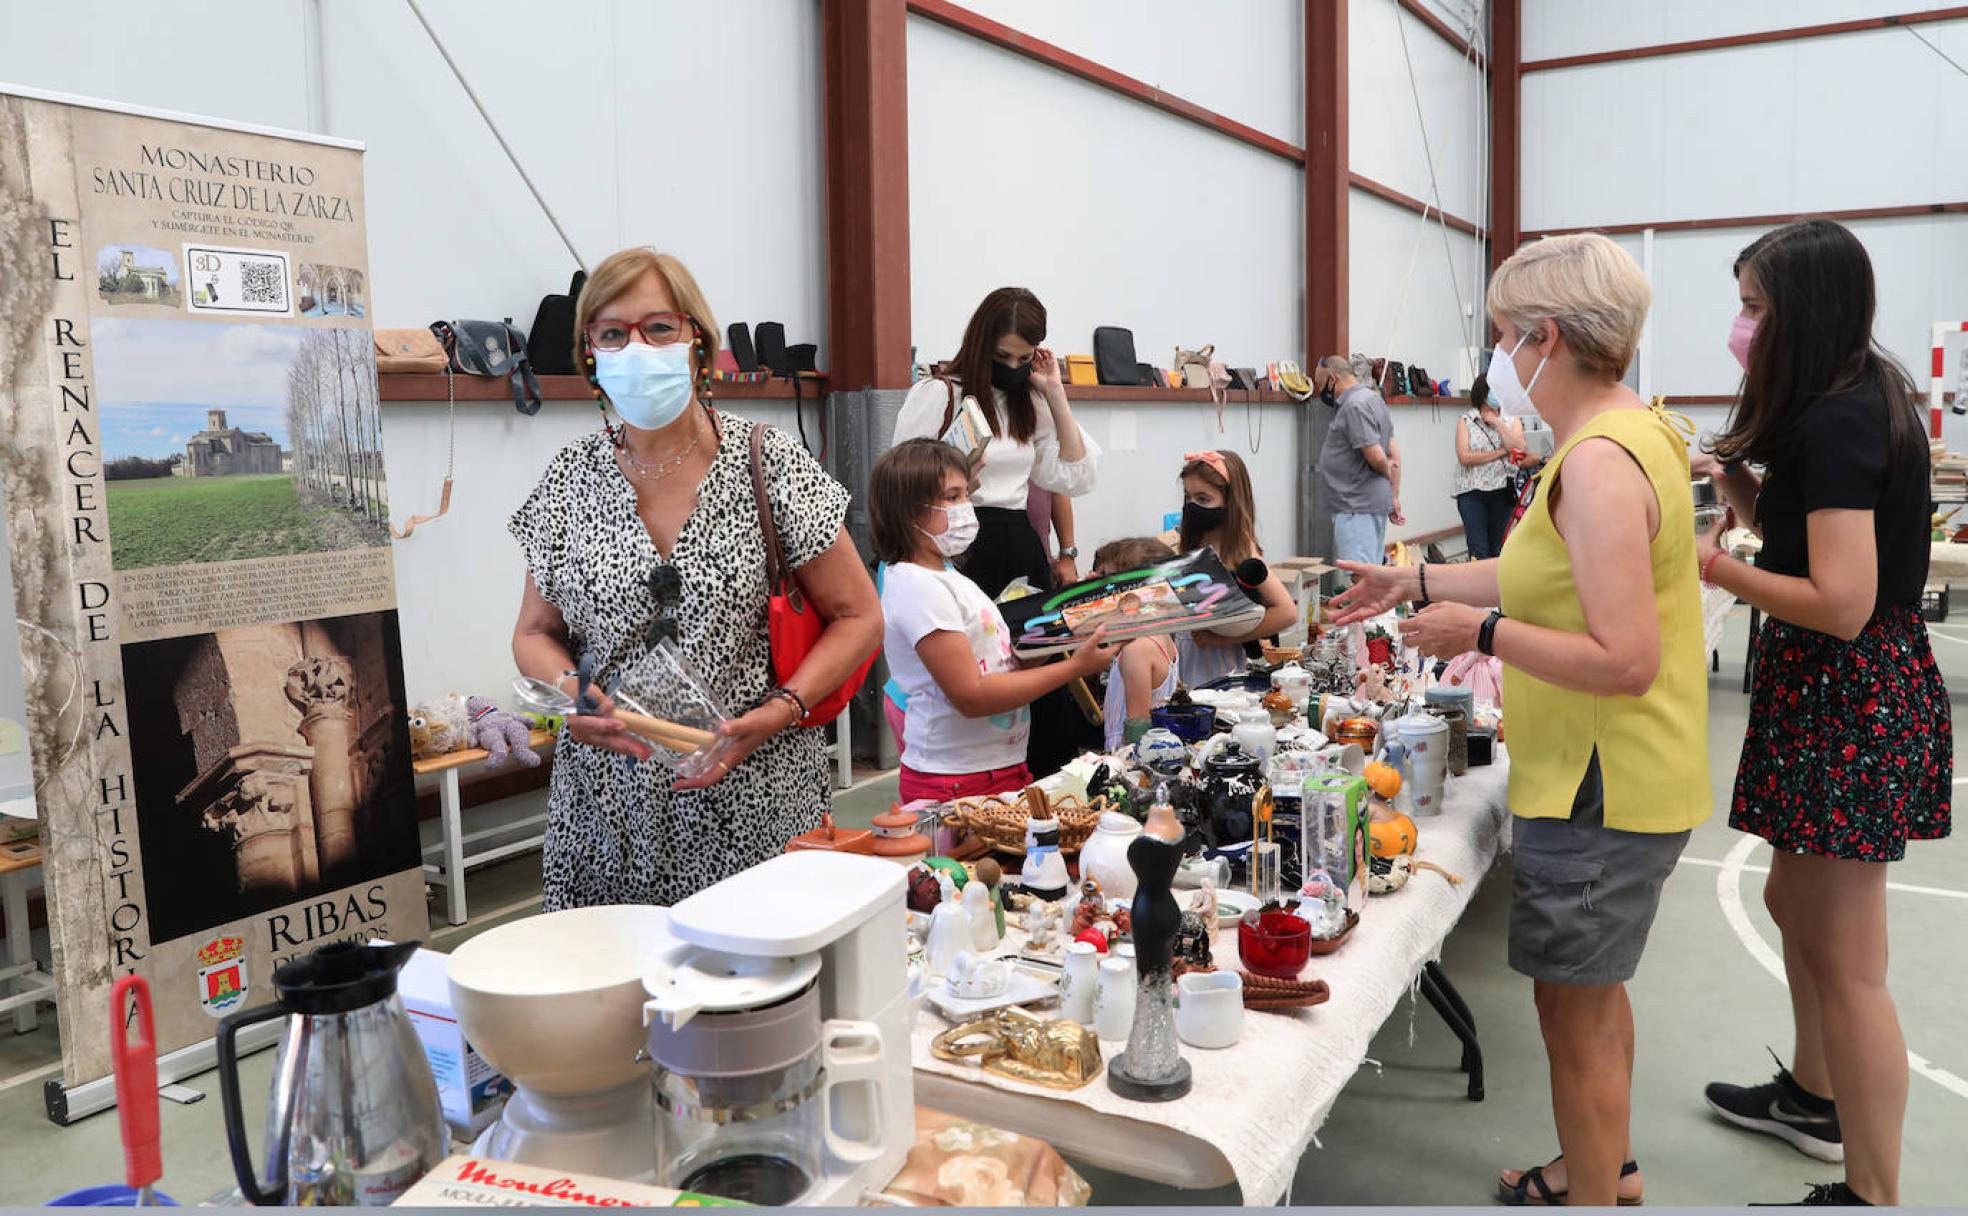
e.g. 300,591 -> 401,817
122,609 -> 420,945
95,243 -> 184,307
176,408 -> 290,477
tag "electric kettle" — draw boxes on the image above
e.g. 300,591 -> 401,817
215,941 -> 448,1206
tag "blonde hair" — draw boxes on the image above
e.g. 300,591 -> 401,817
573,248 -> 722,375
1486,233 -> 1650,381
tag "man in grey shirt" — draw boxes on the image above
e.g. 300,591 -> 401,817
1315,356 -> 1404,565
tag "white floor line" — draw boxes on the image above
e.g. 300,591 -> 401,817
1680,854 -> 1968,900
1716,835 -> 1968,1101
1924,627 -> 1968,648
0,1058 -> 63,1096
430,894 -> 542,940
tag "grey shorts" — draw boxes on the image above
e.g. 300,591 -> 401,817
1507,753 -> 1690,986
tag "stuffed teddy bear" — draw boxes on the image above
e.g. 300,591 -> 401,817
467,695 -> 541,770
408,694 -> 470,760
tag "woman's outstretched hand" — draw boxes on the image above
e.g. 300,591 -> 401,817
1326,561 -> 1415,625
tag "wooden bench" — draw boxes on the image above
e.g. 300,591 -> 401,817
413,729 -> 555,926
0,838 -> 55,1034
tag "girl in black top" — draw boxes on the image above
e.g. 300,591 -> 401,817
1695,219 -> 1950,1207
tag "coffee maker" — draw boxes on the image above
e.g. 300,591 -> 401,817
643,851 -> 913,1206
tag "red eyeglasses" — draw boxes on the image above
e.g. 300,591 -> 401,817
583,311 -> 698,352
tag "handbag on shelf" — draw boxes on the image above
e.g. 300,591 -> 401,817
1407,365 -> 1435,398
748,425 -> 877,727
727,321 -> 760,373
1173,344 -> 1214,389
1380,360 -> 1408,400
374,327 -> 446,374
430,318 -> 542,415
1065,354 -> 1099,385
1093,326 -> 1142,385
526,269 -> 586,376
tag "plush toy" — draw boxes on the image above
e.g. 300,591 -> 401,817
408,694 -> 470,760
466,695 -> 542,770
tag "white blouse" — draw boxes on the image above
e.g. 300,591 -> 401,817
892,378 -> 1102,510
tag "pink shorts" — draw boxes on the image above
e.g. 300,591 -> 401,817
898,763 -> 1033,805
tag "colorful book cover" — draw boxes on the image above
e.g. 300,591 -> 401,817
999,547 -> 1264,657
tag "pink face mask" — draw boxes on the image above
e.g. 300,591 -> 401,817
1727,313 -> 1757,371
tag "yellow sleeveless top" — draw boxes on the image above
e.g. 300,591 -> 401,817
1497,406 -> 1711,833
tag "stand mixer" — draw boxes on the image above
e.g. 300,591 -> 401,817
447,905 -> 673,1181
646,851 -> 913,1206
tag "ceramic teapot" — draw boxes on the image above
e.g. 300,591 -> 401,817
1193,737 -> 1265,853
1079,811 -> 1144,900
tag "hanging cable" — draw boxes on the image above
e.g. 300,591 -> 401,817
1902,22 -> 1968,80
1392,0 -> 1479,358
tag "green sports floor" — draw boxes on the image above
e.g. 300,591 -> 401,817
0,606 -> 1961,1206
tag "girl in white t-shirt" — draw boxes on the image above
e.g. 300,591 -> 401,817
871,439 -> 1116,804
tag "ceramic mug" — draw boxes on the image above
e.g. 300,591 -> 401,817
1175,970 -> 1245,1049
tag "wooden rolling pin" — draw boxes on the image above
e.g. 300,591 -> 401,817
610,710 -> 719,753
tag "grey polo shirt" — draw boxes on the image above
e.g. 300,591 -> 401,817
1318,383 -> 1394,515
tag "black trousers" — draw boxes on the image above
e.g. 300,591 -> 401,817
960,507 -> 1100,775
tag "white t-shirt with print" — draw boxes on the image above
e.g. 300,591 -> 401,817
882,561 -> 1029,774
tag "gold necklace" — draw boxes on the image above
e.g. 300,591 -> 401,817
617,430 -> 699,480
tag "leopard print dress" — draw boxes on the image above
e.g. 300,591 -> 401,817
507,409 -> 848,908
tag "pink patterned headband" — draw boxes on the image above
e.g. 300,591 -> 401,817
1182,450 -> 1229,481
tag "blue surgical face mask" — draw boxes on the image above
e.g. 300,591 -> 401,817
595,341 -> 694,431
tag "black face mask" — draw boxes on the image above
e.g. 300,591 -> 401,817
991,360 -> 1033,392
1320,384 -> 1339,408
1182,501 -> 1228,535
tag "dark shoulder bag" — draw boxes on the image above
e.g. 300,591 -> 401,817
430,318 -> 543,415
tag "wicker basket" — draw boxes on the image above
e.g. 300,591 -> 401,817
952,784 -> 1109,856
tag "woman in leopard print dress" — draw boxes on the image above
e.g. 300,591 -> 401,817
508,248 -> 881,908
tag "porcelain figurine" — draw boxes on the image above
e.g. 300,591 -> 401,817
973,857 -> 1007,937
962,871 -> 999,950
924,872 -> 974,979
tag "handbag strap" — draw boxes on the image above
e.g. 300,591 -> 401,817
748,425 -> 800,604
936,376 -> 959,434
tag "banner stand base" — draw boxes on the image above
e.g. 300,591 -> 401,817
44,1018 -> 282,1125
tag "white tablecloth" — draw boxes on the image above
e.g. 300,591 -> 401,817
1701,581 -> 1738,660
910,757 -> 1513,1205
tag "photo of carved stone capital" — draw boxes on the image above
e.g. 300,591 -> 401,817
123,609 -> 419,946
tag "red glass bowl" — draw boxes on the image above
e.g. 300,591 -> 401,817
1237,910 -> 1312,980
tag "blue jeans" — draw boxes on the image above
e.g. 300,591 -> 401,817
1333,512 -> 1387,566
1456,486 -> 1515,560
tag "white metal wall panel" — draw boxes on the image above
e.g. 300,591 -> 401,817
1524,0 -> 1931,62
1349,191 -> 1488,386
1349,0 -> 1490,224
908,18 -> 1305,378
952,0 -> 1305,144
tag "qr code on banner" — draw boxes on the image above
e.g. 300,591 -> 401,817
240,259 -> 284,305
182,245 -> 292,316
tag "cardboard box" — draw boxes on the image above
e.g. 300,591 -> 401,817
397,948 -> 512,1141
394,1156 -> 742,1207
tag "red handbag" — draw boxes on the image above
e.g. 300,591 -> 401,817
748,426 -> 874,726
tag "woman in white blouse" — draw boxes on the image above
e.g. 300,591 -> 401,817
892,287 -> 1101,596
890,287 -> 1101,774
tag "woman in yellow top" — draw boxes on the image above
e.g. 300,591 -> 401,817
1334,233 -> 1710,1208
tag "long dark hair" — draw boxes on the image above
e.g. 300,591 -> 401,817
950,287 -> 1045,444
1711,220 -> 1923,478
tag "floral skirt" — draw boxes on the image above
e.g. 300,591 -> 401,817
1731,606 -> 1952,861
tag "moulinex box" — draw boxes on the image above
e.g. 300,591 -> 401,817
397,948 -> 513,1140
394,1157 -> 743,1207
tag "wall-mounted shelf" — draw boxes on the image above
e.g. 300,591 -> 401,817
377,373 -> 829,403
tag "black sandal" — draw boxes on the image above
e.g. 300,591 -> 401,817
1498,1158 -> 1643,1206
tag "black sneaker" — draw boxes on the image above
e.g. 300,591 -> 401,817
1751,1182 -> 1871,1206
1704,1050 -> 1844,1163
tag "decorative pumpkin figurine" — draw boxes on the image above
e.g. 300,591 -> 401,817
1260,688 -> 1297,729
1367,809 -> 1420,895
1363,760 -> 1403,802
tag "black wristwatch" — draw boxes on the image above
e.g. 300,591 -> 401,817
1477,610 -> 1505,656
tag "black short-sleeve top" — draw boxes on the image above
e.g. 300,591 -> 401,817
1752,384 -> 1930,614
